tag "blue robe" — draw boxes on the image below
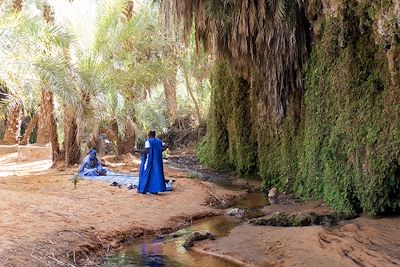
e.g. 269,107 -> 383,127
138,138 -> 166,194
79,155 -> 107,176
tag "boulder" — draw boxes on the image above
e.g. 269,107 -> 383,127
226,208 -> 246,218
182,231 -> 216,249
268,187 -> 278,198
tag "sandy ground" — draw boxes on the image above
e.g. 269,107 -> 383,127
195,210 -> 400,266
2,146 -> 400,267
0,147 -> 243,266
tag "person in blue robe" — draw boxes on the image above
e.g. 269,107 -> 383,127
79,149 -> 107,176
138,131 -> 166,194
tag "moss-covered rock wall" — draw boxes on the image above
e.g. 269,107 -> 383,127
198,63 -> 257,176
199,0 -> 400,215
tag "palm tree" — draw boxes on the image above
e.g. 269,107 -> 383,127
1,0 -> 24,145
76,0 -> 171,154
1,0 -> 182,163
0,7 -> 71,153
159,0 -> 178,125
36,2 -> 54,145
38,2 -> 63,162
20,112 -> 38,145
2,100 -> 23,144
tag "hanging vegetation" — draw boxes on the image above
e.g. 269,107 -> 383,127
166,0 -> 400,216
161,0 -> 309,123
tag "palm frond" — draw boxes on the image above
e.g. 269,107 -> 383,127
161,0 -> 308,123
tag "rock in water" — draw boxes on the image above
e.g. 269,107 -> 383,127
268,187 -> 278,198
250,212 -> 291,227
182,231 -> 216,249
226,208 -> 246,218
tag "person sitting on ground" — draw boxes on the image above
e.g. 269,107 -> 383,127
79,149 -> 108,176
136,131 -> 167,194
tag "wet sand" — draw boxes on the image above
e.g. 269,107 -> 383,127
194,214 -> 400,266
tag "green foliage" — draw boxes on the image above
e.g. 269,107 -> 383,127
0,12 -> 72,119
134,87 -> 168,136
70,174 -> 80,189
198,62 -> 256,175
201,1 -> 400,215
296,1 -> 400,215
187,172 -> 198,179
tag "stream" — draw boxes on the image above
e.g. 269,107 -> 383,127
104,192 -> 268,267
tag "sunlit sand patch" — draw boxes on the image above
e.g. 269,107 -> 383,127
0,145 -> 52,176
0,152 -> 19,163
0,159 -> 53,176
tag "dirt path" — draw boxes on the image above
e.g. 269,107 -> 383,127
0,148 -> 244,266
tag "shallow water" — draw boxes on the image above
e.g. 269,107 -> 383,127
105,192 -> 267,267
235,192 -> 268,208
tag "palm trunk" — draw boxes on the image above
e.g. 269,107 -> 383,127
37,90 -> 61,161
163,76 -> 178,125
37,90 -> 51,145
111,117 -> 136,155
20,112 -> 38,145
12,0 -> 22,13
2,101 -> 23,145
87,131 -> 101,153
46,91 -> 61,162
119,116 -> 136,154
41,4 -> 62,163
63,108 -> 80,165
123,0 -> 134,21
112,120 -> 124,155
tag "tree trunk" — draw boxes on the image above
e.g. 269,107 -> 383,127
63,108 -> 80,165
37,90 -> 51,145
119,116 -> 136,154
41,4 -> 62,163
2,100 -> 23,145
123,0 -> 134,22
43,3 -> 54,24
183,69 -> 201,126
163,76 -> 178,124
46,91 -> 61,162
12,0 -> 22,13
36,90 -> 61,161
37,3 -> 54,146
20,112 -> 38,145
111,120 -> 121,154
111,117 -> 136,155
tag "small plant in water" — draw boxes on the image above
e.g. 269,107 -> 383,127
188,172 -> 198,179
70,174 -> 80,189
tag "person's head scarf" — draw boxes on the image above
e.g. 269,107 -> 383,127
88,149 -> 97,159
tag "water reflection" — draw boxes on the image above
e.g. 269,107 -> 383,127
140,238 -> 164,266
188,216 -> 240,237
105,193 -> 268,267
236,192 -> 268,208
105,217 -> 240,267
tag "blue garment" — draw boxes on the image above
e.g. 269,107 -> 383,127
138,138 -> 166,194
79,154 -> 107,176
